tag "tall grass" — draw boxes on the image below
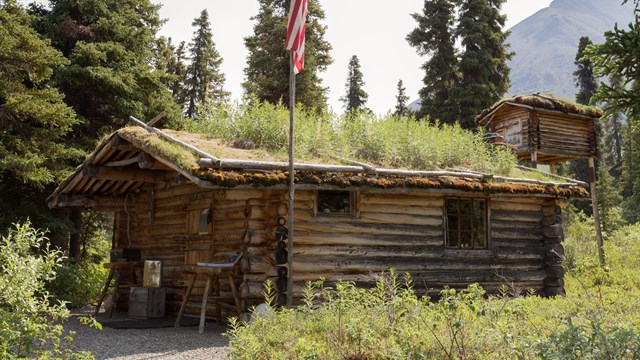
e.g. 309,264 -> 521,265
184,100 -> 516,176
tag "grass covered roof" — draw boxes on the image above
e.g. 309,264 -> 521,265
477,94 -> 604,123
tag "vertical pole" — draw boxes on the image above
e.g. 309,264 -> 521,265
287,53 -> 296,307
588,157 -> 605,266
531,150 -> 538,169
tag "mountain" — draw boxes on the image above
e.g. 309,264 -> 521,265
507,0 -> 634,99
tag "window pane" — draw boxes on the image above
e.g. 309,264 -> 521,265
448,215 -> 458,231
459,199 -> 472,214
459,215 -> 472,230
318,191 -> 351,214
446,199 -> 459,215
460,232 -> 472,248
447,231 -> 458,247
476,231 -> 486,248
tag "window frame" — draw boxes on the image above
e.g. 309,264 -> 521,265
444,197 -> 489,250
314,190 -> 359,217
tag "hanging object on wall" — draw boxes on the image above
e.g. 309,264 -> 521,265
275,217 -> 288,306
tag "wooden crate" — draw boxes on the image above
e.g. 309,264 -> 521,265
128,287 -> 166,319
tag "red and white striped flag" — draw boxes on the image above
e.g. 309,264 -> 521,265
286,0 -> 308,74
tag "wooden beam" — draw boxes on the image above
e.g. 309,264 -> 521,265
110,135 -> 137,152
83,165 -> 175,183
51,194 -> 128,209
147,111 -> 166,127
588,157 -> 606,266
104,156 -> 140,167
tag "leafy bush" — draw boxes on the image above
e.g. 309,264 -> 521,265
47,261 -> 107,309
186,100 -> 517,176
0,221 -> 91,359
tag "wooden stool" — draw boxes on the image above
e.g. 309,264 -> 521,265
174,265 -> 241,333
94,261 -> 143,317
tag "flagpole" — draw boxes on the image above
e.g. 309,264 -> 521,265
287,51 -> 296,308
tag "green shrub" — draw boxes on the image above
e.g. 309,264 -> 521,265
47,262 -> 107,309
0,221 -> 91,359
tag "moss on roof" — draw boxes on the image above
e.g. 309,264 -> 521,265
106,125 -> 586,197
196,169 -> 589,198
477,94 -> 604,123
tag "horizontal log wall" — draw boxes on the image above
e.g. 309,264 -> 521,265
111,184 -> 565,315
239,191 -> 558,303
536,113 -> 596,158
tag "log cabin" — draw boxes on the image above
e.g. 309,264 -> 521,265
48,121 -> 589,321
476,93 -> 603,169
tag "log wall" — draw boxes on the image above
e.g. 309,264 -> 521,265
112,185 -> 566,317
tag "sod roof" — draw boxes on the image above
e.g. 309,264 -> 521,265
477,94 -> 604,124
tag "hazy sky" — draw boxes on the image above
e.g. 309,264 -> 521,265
141,1 -> 554,114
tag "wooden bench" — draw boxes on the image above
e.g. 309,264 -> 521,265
174,253 -> 242,333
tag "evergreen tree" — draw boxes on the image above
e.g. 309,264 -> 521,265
588,0 -> 640,222
243,0 -> 332,110
0,0 -> 81,233
44,0 -> 182,140
407,0 -> 459,123
185,9 -> 229,118
169,41 -> 188,111
574,36 -> 597,105
454,0 -> 512,129
340,55 -> 368,112
394,79 -> 410,116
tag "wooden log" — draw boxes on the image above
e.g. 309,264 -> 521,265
292,233 -> 444,247
83,165 -> 175,183
490,201 -> 542,212
360,204 -> 443,216
294,220 -> 443,237
491,210 -> 543,223
360,194 -> 443,207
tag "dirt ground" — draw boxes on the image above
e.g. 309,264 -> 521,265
66,311 -> 230,360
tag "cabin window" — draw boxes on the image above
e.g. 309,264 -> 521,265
445,198 -> 487,250
502,120 -> 522,146
316,190 -> 357,215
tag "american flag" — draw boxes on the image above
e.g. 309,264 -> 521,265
285,0 -> 308,74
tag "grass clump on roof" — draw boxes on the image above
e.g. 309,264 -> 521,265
183,100 -> 517,176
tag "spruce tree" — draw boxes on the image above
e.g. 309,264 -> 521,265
0,0 -> 81,233
394,80 -> 410,116
454,0 -> 512,129
44,0 -> 182,139
407,0 -> 459,123
574,36 -> 597,105
340,55 -> 368,112
243,0 -> 332,110
588,0 -> 640,222
185,9 -> 229,118
169,41 -> 188,111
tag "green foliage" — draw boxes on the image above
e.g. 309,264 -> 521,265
47,262 -> 107,309
185,9 -> 229,118
242,0 -> 333,110
0,221 -> 91,359
227,216 -> 640,359
454,0 -> 513,129
340,55 -> 368,113
187,100 -> 517,175
574,36 -> 598,106
394,79 -> 410,116
0,0 -> 84,235
44,0 -> 182,136
407,0 -> 459,123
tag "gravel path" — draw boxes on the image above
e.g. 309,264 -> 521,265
66,312 -> 230,360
